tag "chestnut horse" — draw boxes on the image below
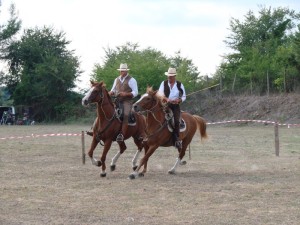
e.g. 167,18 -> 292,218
129,87 -> 207,179
82,81 -> 146,177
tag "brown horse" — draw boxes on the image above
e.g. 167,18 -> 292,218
129,87 -> 207,179
82,81 -> 146,177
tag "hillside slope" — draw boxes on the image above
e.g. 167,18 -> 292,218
185,93 -> 300,124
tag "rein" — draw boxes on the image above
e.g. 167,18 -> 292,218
143,98 -> 168,138
95,87 -> 120,142
97,88 -> 116,122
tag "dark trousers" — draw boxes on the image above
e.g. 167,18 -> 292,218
121,100 -> 132,136
168,103 -> 180,139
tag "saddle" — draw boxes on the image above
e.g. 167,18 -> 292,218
115,102 -> 136,126
165,110 -> 186,133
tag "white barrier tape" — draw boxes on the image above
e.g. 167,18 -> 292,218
0,133 -> 82,141
207,119 -> 300,127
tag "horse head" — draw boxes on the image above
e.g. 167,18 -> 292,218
82,81 -> 107,106
133,86 -> 163,112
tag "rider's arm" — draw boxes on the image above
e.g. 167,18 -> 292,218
128,78 -> 138,98
109,78 -> 117,95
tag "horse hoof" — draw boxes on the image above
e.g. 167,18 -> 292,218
91,159 -> 102,167
110,165 -> 116,171
132,166 -> 138,171
138,173 -> 144,177
100,173 -> 106,177
168,170 -> 176,175
180,161 -> 187,165
128,174 -> 136,180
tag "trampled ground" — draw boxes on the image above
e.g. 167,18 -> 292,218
0,124 -> 299,225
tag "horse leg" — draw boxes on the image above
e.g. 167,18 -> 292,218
128,145 -> 156,179
110,142 -> 127,171
99,140 -> 112,177
168,141 -> 190,174
88,138 -> 101,167
131,150 -> 141,171
168,157 -> 182,174
131,136 -> 144,171
140,144 -> 149,174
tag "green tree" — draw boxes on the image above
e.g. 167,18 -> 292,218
172,51 -> 202,92
92,42 -> 168,94
92,42 -> 201,95
294,24 -> 300,69
0,2 -> 21,88
222,6 -> 300,94
0,3 -> 21,59
4,26 -> 81,121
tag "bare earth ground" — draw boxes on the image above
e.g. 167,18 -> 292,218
187,93 -> 300,124
0,124 -> 299,225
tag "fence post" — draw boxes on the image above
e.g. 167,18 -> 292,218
81,131 -> 85,164
274,123 -> 279,156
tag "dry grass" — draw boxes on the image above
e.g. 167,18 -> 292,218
0,124 -> 299,225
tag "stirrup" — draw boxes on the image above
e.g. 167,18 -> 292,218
86,131 -> 93,136
116,133 -> 124,142
175,140 -> 182,149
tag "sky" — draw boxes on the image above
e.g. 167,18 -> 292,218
1,0 -> 299,90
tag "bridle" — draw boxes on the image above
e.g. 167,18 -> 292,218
94,86 -> 116,122
139,94 -> 168,138
89,85 -> 119,144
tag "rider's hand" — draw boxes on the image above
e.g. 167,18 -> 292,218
118,92 -> 125,97
119,92 -> 132,98
169,98 -> 181,104
162,97 -> 168,103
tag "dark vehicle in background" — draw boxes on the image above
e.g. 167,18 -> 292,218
0,106 -> 16,125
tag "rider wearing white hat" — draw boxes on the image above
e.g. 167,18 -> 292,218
109,63 -> 138,143
158,67 -> 186,149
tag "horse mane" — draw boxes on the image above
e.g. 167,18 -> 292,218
146,86 -> 166,107
90,80 -> 106,88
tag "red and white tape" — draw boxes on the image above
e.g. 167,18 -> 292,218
207,119 -> 300,127
1,120 -> 299,141
0,133 -> 82,140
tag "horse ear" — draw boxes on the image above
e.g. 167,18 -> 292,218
147,86 -> 154,94
90,80 -> 95,85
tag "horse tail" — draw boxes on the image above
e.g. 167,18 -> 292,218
192,115 -> 208,140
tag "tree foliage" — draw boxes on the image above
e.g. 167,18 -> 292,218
220,6 -> 300,94
3,26 -> 81,121
92,42 -> 201,95
0,3 -> 21,60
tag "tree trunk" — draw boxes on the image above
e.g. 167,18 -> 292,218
267,70 -> 270,96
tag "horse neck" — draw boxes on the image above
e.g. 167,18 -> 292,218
146,103 -> 166,129
96,93 -> 115,121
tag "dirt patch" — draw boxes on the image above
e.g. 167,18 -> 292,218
0,125 -> 299,225
186,93 -> 300,124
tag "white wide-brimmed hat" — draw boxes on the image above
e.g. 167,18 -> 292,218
164,67 -> 177,76
117,63 -> 130,71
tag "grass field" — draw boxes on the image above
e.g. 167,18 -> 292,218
0,124 -> 299,225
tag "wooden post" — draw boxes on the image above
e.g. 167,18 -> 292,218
274,123 -> 279,156
81,131 -> 86,164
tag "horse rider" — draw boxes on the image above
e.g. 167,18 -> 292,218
108,63 -> 138,143
158,67 -> 186,149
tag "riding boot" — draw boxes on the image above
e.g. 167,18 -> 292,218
174,123 -> 182,149
116,133 -> 124,142
86,131 -> 93,136
117,122 -> 128,143
174,134 -> 182,149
